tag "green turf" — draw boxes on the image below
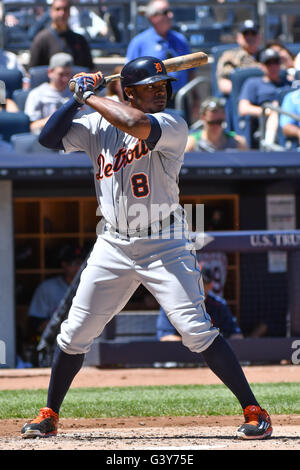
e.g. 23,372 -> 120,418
0,383 -> 299,419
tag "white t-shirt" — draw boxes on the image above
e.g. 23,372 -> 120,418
25,82 -> 92,132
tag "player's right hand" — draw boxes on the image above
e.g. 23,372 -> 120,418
72,71 -> 104,91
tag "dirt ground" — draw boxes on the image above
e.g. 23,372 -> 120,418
0,364 -> 299,451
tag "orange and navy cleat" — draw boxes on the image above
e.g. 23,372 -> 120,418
237,405 -> 273,440
21,407 -> 59,438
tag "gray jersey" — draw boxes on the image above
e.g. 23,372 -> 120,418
62,110 -> 188,231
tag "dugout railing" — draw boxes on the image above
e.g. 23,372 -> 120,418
84,229 -> 300,367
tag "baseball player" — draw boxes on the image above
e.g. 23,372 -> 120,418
21,57 -> 272,440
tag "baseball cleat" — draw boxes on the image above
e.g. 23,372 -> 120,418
21,407 -> 59,438
237,405 -> 272,440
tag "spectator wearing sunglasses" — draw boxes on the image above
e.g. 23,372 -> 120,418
216,20 -> 262,96
238,48 -> 292,148
126,0 -> 193,99
185,97 -> 248,152
239,49 -> 291,117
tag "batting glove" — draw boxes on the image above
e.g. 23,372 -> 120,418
70,71 -> 104,104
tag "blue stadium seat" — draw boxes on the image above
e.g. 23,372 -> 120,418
12,89 -> 30,112
10,132 -> 53,153
210,43 -> 238,96
29,65 -> 90,89
228,67 -> 264,147
0,68 -> 23,99
28,66 -> 50,89
0,111 -> 30,142
285,43 -> 300,58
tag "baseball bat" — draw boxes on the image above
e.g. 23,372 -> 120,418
69,51 -> 208,92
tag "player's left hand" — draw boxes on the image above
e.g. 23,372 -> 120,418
70,71 -> 104,104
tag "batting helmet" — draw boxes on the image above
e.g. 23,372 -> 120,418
120,56 -> 177,100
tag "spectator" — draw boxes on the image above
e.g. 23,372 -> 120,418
26,245 -> 85,362
238,48 -> 292,121
216,19 -> 262,96
24,52 -> 91,135
0,81 -> 19,151
126,0 -> 194,104
185,97 -> 248,152
29,0 -> 94,70
265,40 -> 296,81
1,98 -> 19,112
0,80 -> 19,112
157,265 -> 243,341
279,87 -> 300,147
0,47 -> 27,77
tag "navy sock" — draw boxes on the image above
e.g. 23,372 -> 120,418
201,334 -> 259,410
47,345 -> 84,414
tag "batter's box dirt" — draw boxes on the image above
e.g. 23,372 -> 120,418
0,424 -> 299,450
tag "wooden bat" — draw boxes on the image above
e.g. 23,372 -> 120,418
69,51 -> 208,92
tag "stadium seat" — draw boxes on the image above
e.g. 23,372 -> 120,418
210,43 -> 238,96
0,111 -> 30,141
0,69 -> 23,99
12,89 -> 30,112
285,43 -> 300,58
29,65 -> 90,89
228,67 -> 264,147
10,132 -> 53,153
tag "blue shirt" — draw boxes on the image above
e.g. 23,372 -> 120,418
28,276 -> 69,320
279,88 -> 300,128
126,27 -> 191,93
239,76 -> 291,106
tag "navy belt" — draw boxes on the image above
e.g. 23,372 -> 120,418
114,212 -> 176,238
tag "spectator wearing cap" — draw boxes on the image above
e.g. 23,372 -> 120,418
29,0 -> 94,70
126,0 -> 193,100
216,19 -> 262,96
26,245 -> 85,352
265,40 -> 296,81
156,265 -> 243,341
185,96 -> 248,152
238,48 -> 292,120
24,52 -> 92,135
238,48 -> 292,149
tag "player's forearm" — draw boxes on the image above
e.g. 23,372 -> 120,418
85,94 -> 151,139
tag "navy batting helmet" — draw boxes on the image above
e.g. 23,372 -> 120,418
120,56 -> 177,100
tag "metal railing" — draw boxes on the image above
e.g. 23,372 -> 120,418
174,75 -> 210,122
259,101 -> 300,151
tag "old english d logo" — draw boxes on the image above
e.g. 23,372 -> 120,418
154,62 -> 163,73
